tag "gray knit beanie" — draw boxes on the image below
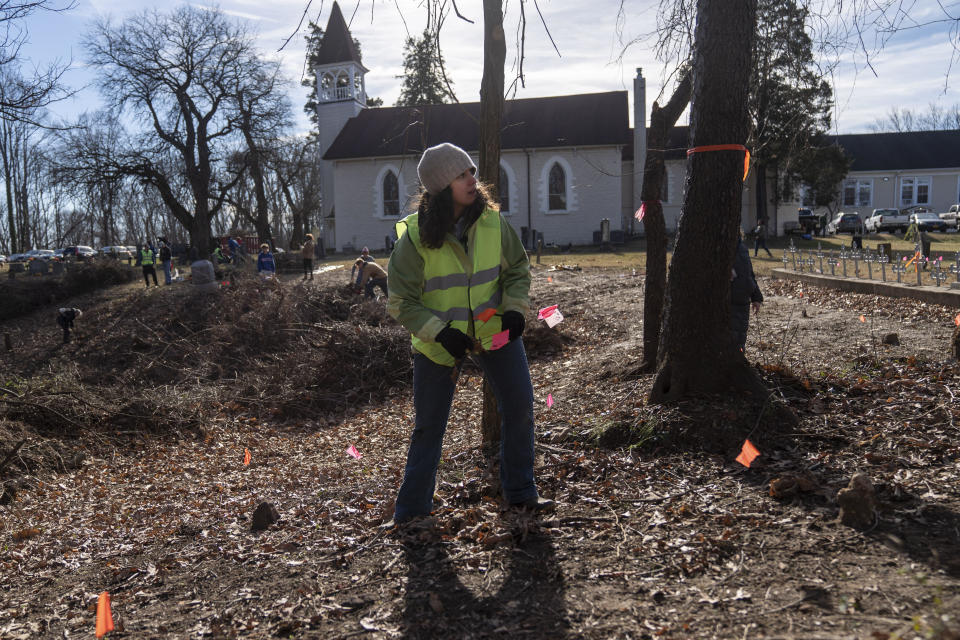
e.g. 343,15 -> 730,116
417,143 -> 476,195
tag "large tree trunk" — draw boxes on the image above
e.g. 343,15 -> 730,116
241,122 -> 274,248
649,0 -> 768,404
639,73 -> 692,372
478,0 -> 507,457
1,124 -> 16,253
248,154 -> 272,246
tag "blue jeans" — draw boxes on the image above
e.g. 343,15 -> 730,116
394,337 -> 538,522
162,260 -> 172,284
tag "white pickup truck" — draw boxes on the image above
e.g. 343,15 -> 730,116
939,204 -> 960,230
864,208 -> 910,233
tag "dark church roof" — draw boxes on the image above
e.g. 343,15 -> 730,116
834,130 -> 960,171
315,1 -> 364,67
323,91 -> 630,160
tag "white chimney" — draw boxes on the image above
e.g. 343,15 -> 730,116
633,68 -> 647,215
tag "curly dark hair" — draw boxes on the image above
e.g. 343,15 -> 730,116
416,182 -> 494,249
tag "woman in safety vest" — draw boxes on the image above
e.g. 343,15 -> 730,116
386,142 -> 552,526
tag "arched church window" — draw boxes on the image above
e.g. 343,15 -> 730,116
548,163 -> 566,210
499,166 -> 510,213
383,171 -> 400,216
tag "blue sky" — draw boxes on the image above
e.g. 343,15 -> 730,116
18,0 -> 960,135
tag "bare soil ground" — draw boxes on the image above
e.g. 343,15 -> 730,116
1,263 -> 959,639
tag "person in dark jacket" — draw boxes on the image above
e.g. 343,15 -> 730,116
56,308 -> 82,344
159,241 -> 173,285
753,219 -> 773,257
731,237 -> 763,352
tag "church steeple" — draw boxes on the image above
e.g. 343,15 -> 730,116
315,1 -> 370,233
315,1 -> 368,105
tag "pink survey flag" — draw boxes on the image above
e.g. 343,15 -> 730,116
538,305 -> 564,328
547,393 -> 554,408
538,305 -> 559,320
346,444 -> 362,459
490,329 -> 510,350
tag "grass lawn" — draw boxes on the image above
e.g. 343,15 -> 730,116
310,230 -> 960,279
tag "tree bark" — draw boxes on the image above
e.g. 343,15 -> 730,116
649,0 -> 768,404
478,0 -> 507,453
639,72 -> 692,372
245,147 -> 273,247
1,123 -> 17,253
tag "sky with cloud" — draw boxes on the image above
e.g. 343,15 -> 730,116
18,0 -> 960,135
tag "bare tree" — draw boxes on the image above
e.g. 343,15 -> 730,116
0,1 -> 75,126
83,6 -> 252,252
638,70 -> 692,373
869,103 -> 960,132
649,0 -> 769,404
272,136 -> 323,251
232,54 -> 293,247
476,0 -> 509,456
0,110 -> 40,252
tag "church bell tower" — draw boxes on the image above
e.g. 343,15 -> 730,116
315,1 -> 368,222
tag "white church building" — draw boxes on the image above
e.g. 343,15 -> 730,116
314,1 -> 669,253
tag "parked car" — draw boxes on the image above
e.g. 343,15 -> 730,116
100,246 -> 133,259
901,205 -> 934,217
7,252 -> 28,262
26,249 -> 57,261
909,211 -> 947,232
796,208 -> 818,234
827,212 -> 863,234
864,208 -> 908,233
0,254 -> 6,263
938,204 -> 959,230
62,246 -> 97,260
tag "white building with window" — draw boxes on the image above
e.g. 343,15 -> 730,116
774,130 -> 960,233
314,2 -> 649,253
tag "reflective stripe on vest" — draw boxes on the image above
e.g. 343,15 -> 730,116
397,209 -> 503,366
140,249 -> 154,265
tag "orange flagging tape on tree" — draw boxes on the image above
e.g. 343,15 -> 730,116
243,448 -> 251,466
96,591 -> 114,638
687,144 -> 750,181
735,439 -> 760,468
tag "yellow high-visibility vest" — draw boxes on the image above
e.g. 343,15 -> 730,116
395,209 -> 503,366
